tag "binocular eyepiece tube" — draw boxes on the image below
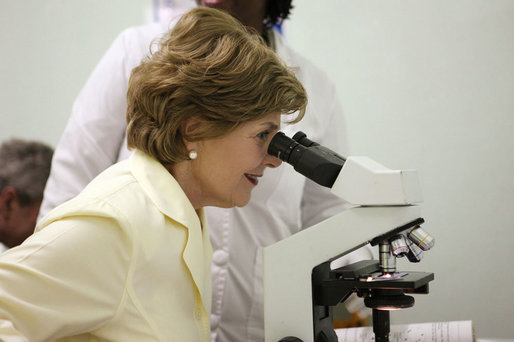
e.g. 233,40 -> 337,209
267,131 -> 346,188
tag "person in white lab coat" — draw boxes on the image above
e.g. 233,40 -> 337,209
39,0 -> 372,340
0,8 -> 307,341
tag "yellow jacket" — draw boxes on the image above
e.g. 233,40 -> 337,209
0,150 -> 212,341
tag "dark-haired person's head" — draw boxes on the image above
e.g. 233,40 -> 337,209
195,0 -> 293,33
0,139 -> 53,248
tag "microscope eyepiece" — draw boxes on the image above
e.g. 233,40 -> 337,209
268,131 -> 346,188
292,131 -> 319,147
267,131 -> 301,163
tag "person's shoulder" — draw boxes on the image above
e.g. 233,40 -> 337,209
273,31 -> 334,86
107,22 -> 171,67
37,161 -> 137,227
116,21 -> 170,47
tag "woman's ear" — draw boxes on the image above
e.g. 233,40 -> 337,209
0,187 -> 16,222
182,117 -> 203,154
183,117 -> 203,136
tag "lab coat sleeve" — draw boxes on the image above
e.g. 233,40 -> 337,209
38,29 -> 136,219
0,215 -> 130,340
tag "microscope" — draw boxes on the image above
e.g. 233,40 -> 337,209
264,132 -> 435,342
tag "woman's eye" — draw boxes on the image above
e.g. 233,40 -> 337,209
257,130 -> 270,140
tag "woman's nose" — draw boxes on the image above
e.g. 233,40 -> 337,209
264,154 -> 282,168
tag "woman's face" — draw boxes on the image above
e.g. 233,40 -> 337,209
190,111 -> 282,208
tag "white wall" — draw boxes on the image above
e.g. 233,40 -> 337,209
1,0 -> 513,339
0,0 -> 151,145
285,0 -> 514,339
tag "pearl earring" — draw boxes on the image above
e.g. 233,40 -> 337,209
188,150 -> 197,160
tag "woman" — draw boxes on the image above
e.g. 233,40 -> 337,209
0,7 -> 306,341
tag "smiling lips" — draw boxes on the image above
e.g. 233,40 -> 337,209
245,174 -> 260,186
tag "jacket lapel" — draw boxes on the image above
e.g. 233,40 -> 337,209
130,150 -> 212,308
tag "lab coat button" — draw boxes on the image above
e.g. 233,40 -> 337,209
210,313 -> 220,329
212,250 -> 229,266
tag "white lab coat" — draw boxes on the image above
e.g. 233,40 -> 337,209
39,22 -> 370,342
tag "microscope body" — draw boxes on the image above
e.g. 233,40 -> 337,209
263,152 -> 433,342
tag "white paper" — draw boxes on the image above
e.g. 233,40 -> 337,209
336,320 -> 474,342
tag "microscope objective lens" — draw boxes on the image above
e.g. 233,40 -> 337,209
408,226 -> 435,251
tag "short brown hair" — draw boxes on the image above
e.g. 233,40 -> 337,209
126,7 -> 307,164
